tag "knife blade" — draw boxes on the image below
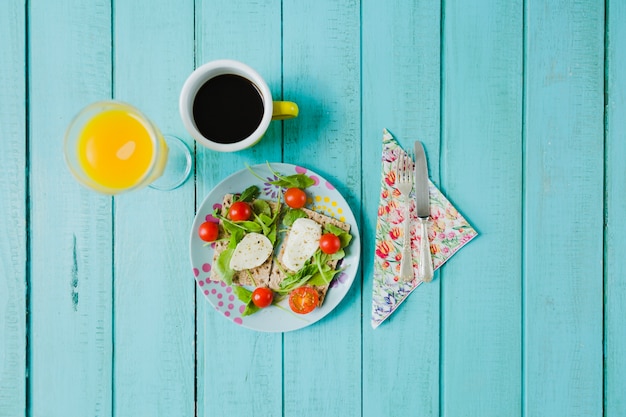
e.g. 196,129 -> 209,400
414,141 -> 434,282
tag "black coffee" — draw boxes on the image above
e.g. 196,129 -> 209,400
192,74 -> 264,144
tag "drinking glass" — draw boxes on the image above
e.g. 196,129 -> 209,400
64,101 -> 192,194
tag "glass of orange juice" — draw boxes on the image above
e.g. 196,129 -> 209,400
64,101 -> 192,194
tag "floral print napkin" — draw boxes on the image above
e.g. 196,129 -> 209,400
371,129 -> 478,329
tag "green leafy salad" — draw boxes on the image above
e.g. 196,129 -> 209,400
197,164 -> 352,316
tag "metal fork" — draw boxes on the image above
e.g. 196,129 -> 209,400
395,151 -> 414,282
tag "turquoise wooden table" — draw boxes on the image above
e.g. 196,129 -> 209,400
2,0 -> 625,416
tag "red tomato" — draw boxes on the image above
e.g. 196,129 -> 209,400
284,187 -> 307,209
288,286 -> 319,314
228,201 -> 252,221
252,287 -> 274,308
319,233 -> 341,254
198,221 -> 219,242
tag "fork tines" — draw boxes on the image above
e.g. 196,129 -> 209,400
395,150 -> 414,179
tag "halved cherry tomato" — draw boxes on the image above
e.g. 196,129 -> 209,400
198,221 -> 219,242
252,287 -> 274,308
284,187 -> 307,209
228,201 -> 252,221
288,286 -> 319,314
319,233 -> 341,254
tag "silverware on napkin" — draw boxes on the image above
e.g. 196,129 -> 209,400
395,152 -> 415,282
414,141 -> 434,282
371,129 -> 478,328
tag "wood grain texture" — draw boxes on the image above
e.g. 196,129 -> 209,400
281,1 -> 361,416
111,1 -> 195,416
524,1 -> 604,415
28,0 -> 114,416
0,0 -> 26,415
194,1 -> 284,416
441,0 -> 523,415
361,1 -> 441,415
605,0 -> 626,415
3,1 -> 623,415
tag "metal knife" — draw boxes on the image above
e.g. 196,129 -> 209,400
414,141 -> 434,282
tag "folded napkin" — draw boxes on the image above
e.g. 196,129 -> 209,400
371,129 -> 478,329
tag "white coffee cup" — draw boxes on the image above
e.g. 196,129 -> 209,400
179,59 -> 298,152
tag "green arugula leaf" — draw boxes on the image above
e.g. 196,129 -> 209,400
237,221 -> 263,233
282,209 -> 308,227
233,185 -> 260,202
267,227 -> 277,245
276,262 -> 317,294
266,163 -> 316,188
269,174 -> 316,189
232,286 -> 261,316
324,223 -> 345,236
246,162 -> 316,190
338,233 -> 352,248
323,224 -> 352,249
252,199 -> 272,217
229,230 -> 244,248
253,212 -> 271,236
313,251 -> 334,281
257,213 -> 273,226
232,285 -> 252,303
215,248 -> 235,285
307,268 -> 341,287
242,303 -> 260,316
328,248 -> 346,261
220,220 -> 238,234
216,213 -> 263,235
219,221 -> 244,247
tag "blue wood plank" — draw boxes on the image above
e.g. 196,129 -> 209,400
361,0 -> 442,415
524,1 -> 604,415
605,0 -> 626,415
441,0 -> 523,415
28,0 -> 114,415
111,1 -> 196,416
0,0 -> 26,415
194,1 -> 284,416
8,1 -> 621,416
281,1 -> 361,415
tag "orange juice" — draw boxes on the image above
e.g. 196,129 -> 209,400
76,109 -> 155,189
66,102 -> 167,194
65,101 -> 171,194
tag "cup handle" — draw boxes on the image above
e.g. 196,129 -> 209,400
272,101 -> 299,120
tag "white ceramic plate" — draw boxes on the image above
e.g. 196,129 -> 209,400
190,163 -> 360,332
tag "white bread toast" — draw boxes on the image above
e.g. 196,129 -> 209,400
210,194 -> 277,287
269,207 -> 350,305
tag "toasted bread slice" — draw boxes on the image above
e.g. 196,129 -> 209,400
210,194 -> 277,287
269,207 -> 351,305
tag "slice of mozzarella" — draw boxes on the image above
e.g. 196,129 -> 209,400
282,218 -> 322,272
229,232 -> 273,271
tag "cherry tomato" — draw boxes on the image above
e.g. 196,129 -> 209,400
228,201 -> 252,221
252,287 -> 274,308
284,187 -> 307,209
319,233 -> 341,254
288,286 -> 319,314
198,221 -> 219,242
